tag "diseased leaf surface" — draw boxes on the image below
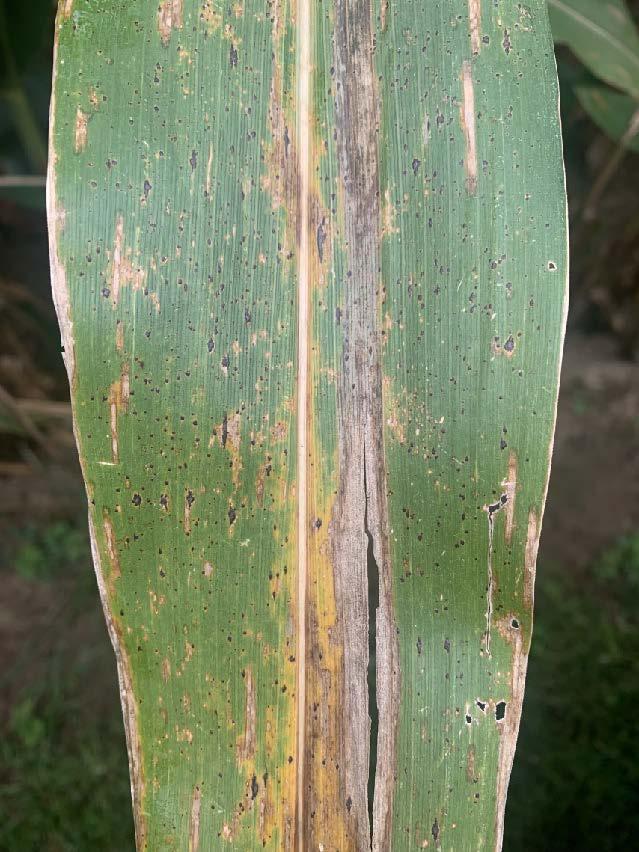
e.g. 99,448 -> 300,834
50,1 -> 299,847
49,1 -> 567,850
375,2 -> 566,847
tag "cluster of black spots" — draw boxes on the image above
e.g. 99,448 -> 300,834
487,493 -> 508,517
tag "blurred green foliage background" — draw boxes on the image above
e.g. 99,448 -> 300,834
1,1 -> 639,850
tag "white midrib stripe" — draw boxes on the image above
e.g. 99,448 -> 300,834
296,0 -> 311,845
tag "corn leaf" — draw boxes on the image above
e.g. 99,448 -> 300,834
549,0 -> 639,98
576,85 -> 639,151
48,1 -> 567,849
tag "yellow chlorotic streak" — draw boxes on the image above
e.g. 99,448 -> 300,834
296,0 -> 311,846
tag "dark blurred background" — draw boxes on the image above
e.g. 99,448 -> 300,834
1,2 -> 638,850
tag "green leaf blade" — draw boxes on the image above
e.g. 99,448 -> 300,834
576,85 -> 639,150
49,1 -> 299,847
549,0 -> 639,98
376,2 -> 568,847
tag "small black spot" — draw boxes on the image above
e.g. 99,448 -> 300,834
313,518 -> 322,530
207,338 -> 215,353
160,494 -> 168,509
346,796 -> 352,813
244,307 -> 251,324
143,179 -> 152,199
500,439 -> 508,450
228,505 -> 237,525
417,637 -> 423,655
229,45 -> 238,67
101,287 -> 111,298
221,413 -> 228,448
547,261 -> 557,271
412,157 -> 421,176
186,490 -> 195,508
190,150 -> 197,171
251,775 -> 259,799
432,819 -> 439,841
443,638 -> 451,653
496,701 -> 507,721
465,714 -> 472,724
511,618 -> 520,629
132,494 -> 142,506
504,335 -> 515,352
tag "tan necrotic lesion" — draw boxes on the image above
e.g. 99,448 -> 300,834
460,61 -> 478,195
468,0 -> 482,55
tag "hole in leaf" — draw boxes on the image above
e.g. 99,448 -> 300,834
365,460 -> 379,838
